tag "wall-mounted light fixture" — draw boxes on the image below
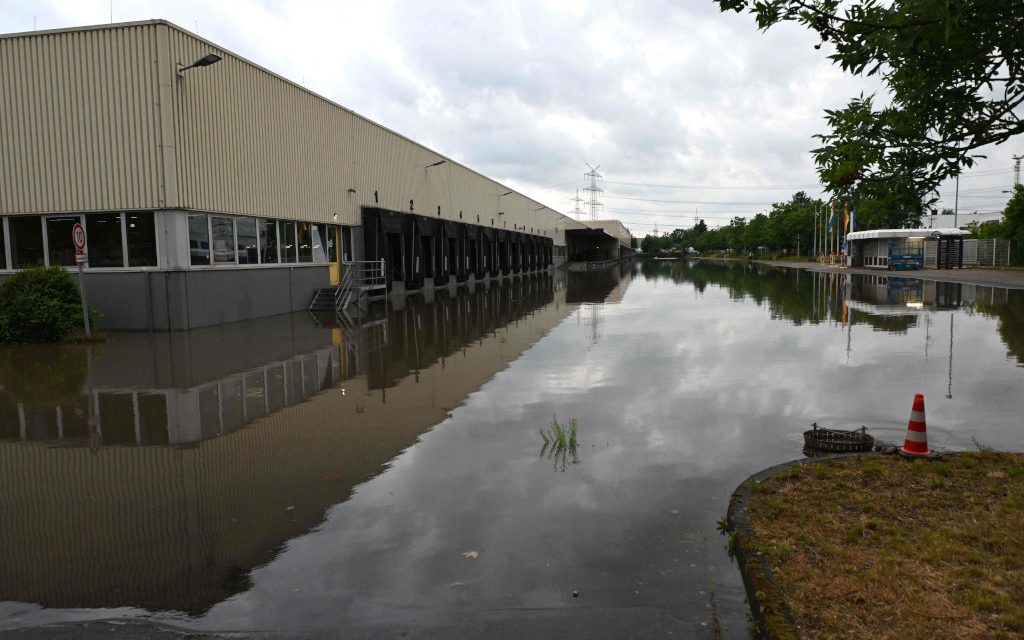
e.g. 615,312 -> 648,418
177,53 -> 222,77
425,160 -> 447,169
347,188 -> 356,194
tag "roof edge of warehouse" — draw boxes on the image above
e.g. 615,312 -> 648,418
0,18 -> 579,229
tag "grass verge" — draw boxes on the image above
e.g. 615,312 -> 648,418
744,452 -> 1024,639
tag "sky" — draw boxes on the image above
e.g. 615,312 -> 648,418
1,0 -> 1019,235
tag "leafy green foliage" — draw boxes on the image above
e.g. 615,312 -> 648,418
0,267 -> 84,343
715,0 -> 1024,198
642,192 -> 839,254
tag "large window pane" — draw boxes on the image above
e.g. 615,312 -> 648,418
236,217 -> 258,264
188,214 -> 210,266
297,222 -> 313,263
259,219 -> 278,264
126,212 -> 157,266
211,217 -> 235,264
311,223 -> 328,264
279,221 -> 297,263
9,216 -> 44,269
46,216 -> 80,267
86,212 -> 124,267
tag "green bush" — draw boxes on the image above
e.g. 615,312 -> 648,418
0,267 -> 84,343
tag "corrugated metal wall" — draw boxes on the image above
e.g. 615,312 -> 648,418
1,20 -> 585,245
0,23 -> 164,214
165,22 -> 582,245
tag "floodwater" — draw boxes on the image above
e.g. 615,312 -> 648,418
1,260 -> 1022,638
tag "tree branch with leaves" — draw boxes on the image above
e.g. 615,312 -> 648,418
717,0 -> 1024,206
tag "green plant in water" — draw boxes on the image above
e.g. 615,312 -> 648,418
539,416 -> 580,472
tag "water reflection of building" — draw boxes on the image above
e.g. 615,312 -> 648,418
0,274 -> 572,616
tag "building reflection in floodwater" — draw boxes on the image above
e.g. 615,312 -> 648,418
0,270 -> 633,616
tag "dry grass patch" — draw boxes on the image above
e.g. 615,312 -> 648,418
747,453 -> 1024,640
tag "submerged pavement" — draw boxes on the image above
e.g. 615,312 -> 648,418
4,262 -> 1024,639
756,259 -> 1024,289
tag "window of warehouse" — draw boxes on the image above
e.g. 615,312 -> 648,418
279,221 -> 298,263
236,218 -> 259,264
9,217 -> 44,269
259,219 -> 279,264
46,216 -> 79,266
126,213 -> 157,266
297,222 -> 313,263
211,217 -> 236,264
1,213 -> 158,269
189,214 -> 211,266
87,213 -> 125,267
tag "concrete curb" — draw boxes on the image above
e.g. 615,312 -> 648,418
726,453 -> 875,640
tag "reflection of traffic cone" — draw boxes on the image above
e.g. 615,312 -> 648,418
899,393 -> 931,458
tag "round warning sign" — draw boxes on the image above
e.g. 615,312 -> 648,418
72,223 -> 87,251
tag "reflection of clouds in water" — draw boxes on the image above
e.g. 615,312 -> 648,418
165,264 -> 1024,632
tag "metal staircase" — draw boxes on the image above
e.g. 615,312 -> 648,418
308,259 -> 387,317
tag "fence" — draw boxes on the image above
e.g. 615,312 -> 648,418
925,238 -> 1011,268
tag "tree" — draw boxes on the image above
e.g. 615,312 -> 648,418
715,0 -> 1024,200
1002,183 -> 1024,251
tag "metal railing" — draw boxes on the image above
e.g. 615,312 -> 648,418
347,259 -> 387,292
308,259 -> 387,316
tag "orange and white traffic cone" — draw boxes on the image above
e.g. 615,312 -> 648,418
898,393 -> 931,458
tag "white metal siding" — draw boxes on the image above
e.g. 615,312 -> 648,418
2,20 -> 588,248
0,24 -> 164,214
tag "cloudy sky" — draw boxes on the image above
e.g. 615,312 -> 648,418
1,0 -> 1018,234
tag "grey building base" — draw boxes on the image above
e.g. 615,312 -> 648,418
66,266 -> 328,331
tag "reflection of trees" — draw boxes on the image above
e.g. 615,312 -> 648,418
967,290 -> 1024,365
643,260 -> 919,334
643,259 -> 824,326
643,259 -> 1024,362
0,344 -> 87,408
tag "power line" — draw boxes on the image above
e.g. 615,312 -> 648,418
602,179 -> 824,190
604,194 -> 781,205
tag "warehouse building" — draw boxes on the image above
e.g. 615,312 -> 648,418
0,20 -> 604,330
